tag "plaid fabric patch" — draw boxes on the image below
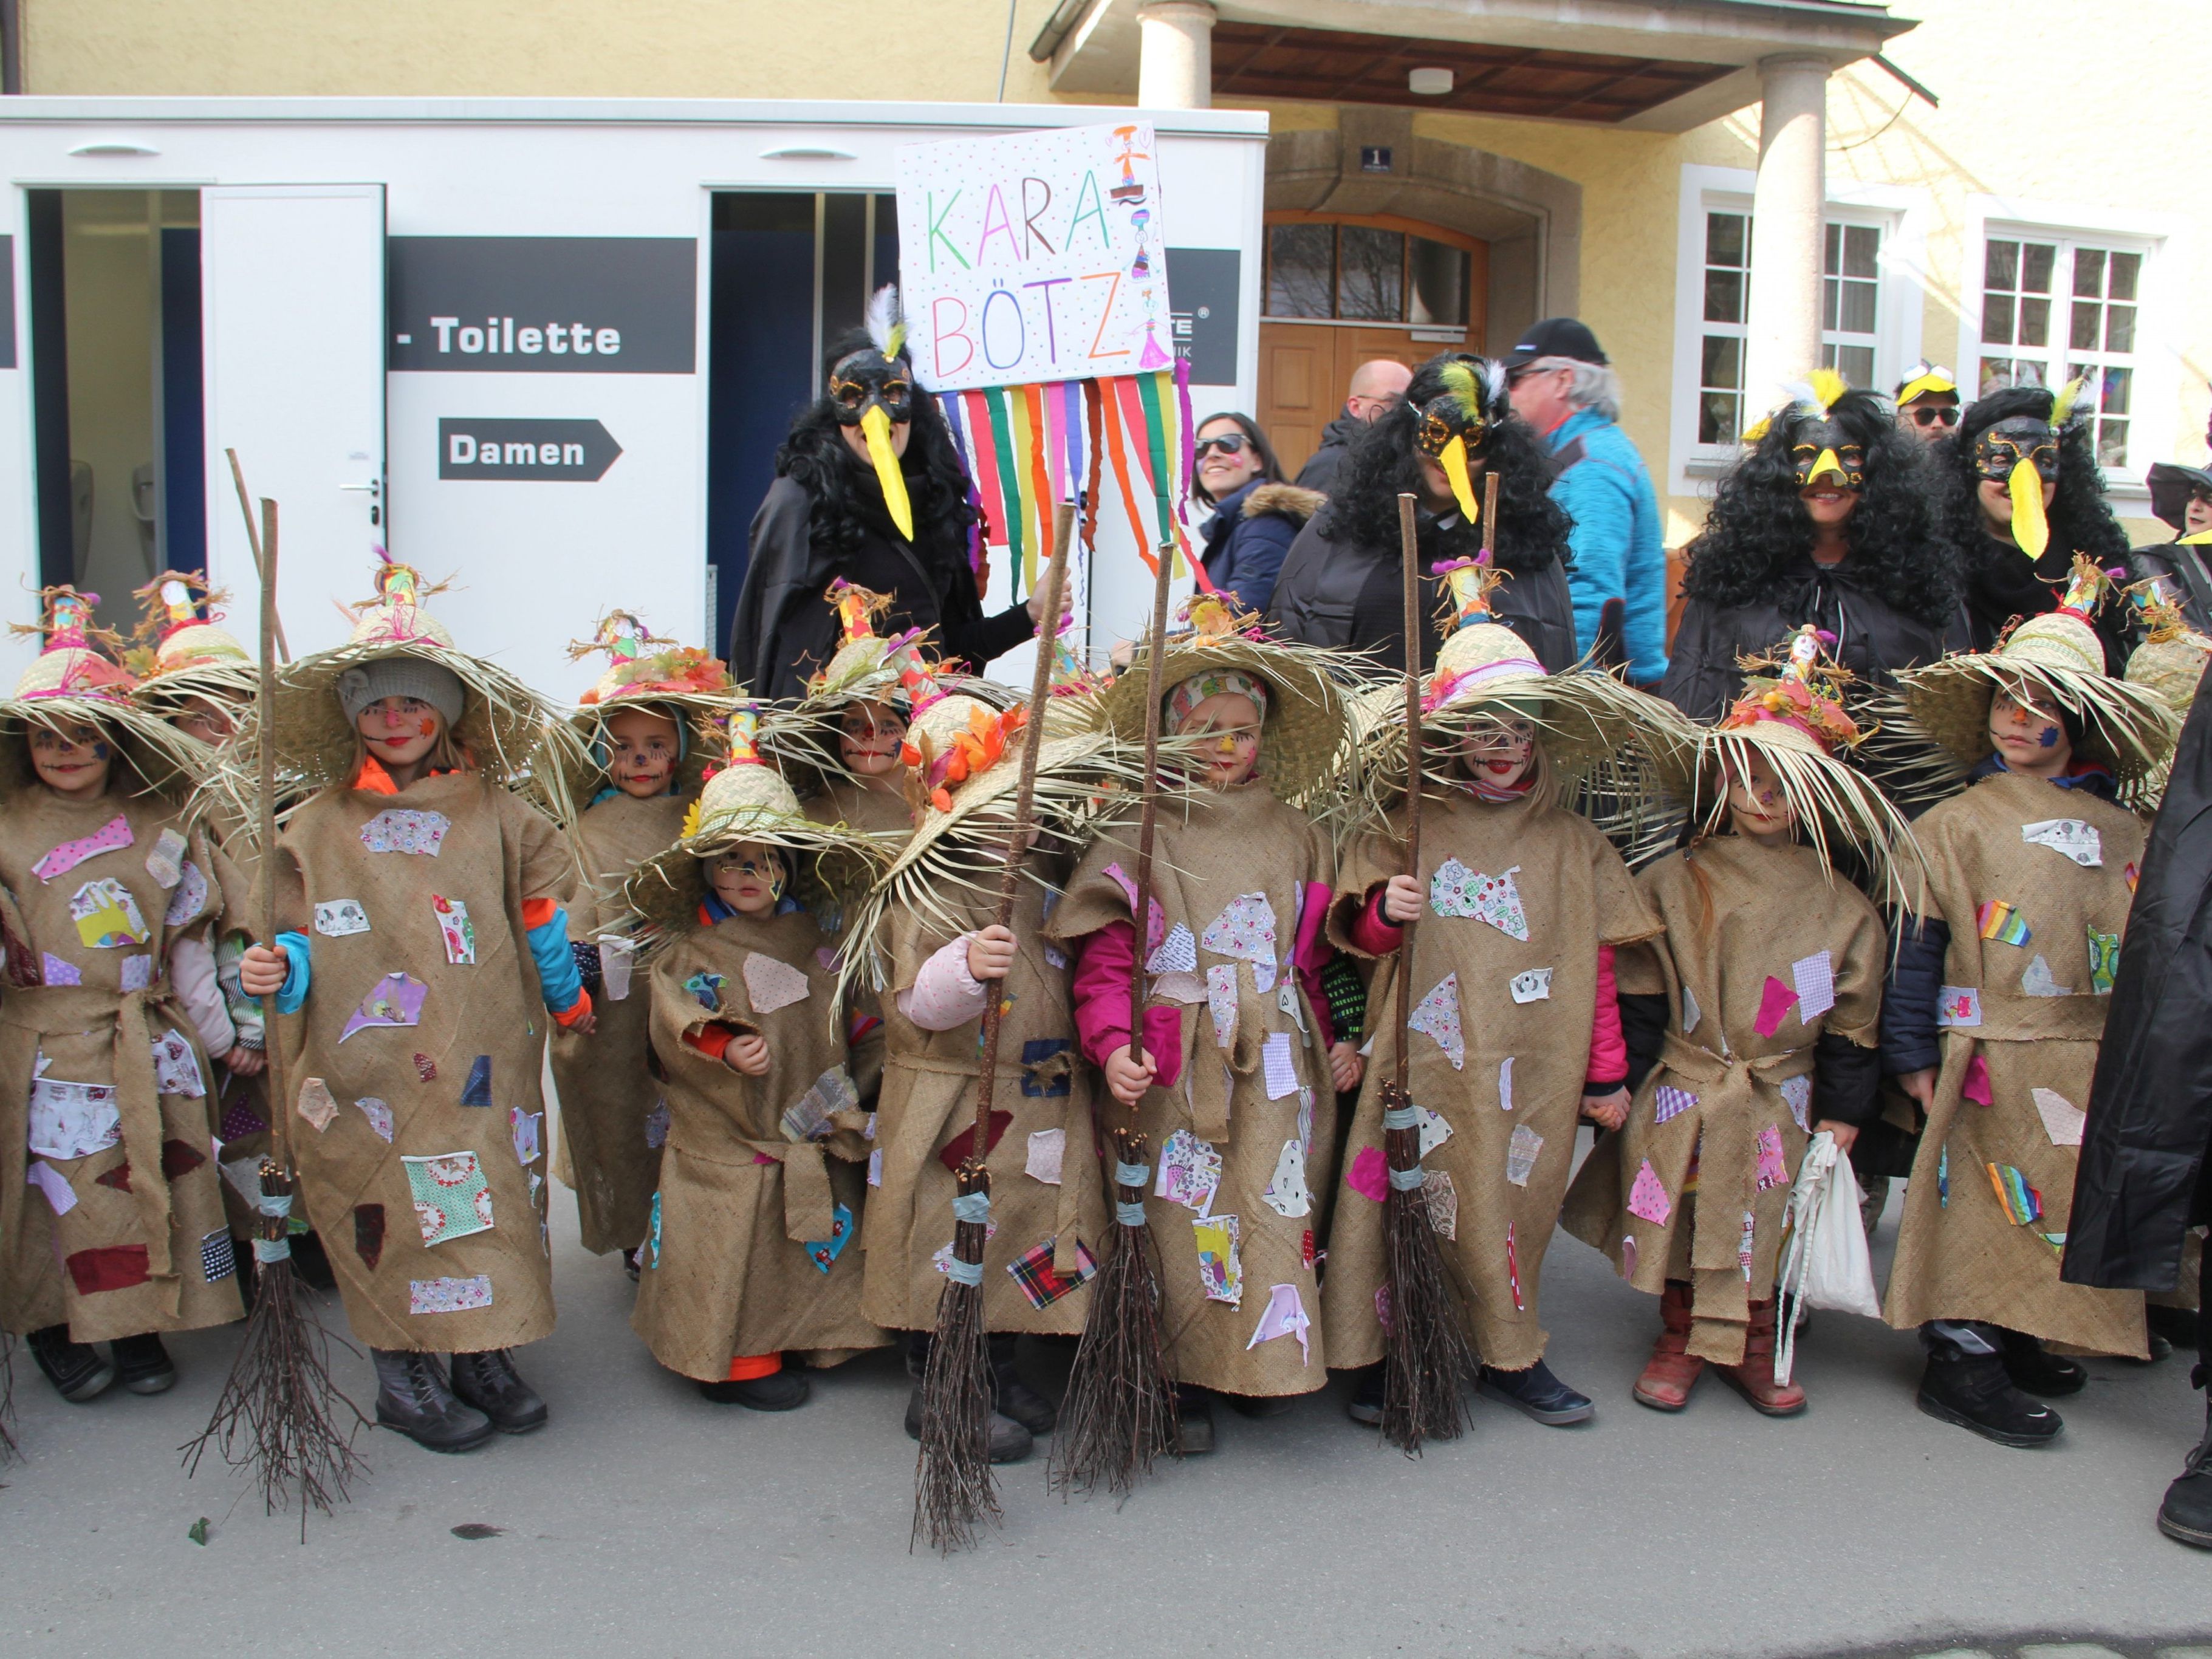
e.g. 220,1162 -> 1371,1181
200,1228 -> 237,1283
1653,1085 -> 1697,1124
1005,1235 -> 1099,1310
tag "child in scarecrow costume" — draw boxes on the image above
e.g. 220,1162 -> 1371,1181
236,555 -> 597,1455
621,706 -> 890,1407
842,666 -> 1126,1465
1323,561 -> 1666,1428
1046,594 -> 1360,1451
775,579 -> 935,845
1880,557 -> 2178,1446
126,573 -> 307,1274
0,589 -> 240,1408
547,610 -> 734,1273
1561,626 -> 1905,1414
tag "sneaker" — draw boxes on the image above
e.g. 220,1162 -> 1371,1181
374,1349 -> 495,1454
699,1368 -> 809,1410
1176,1387 -> 1216,1455
1999,1328 -> 2087,1397
2158,1409 -> 2212,1550
111,1332 -> 177,1395
1479,1359 -> 1594,1425
26,1324 -> 114,1403
448,1348 -> 549,1434
1916,1349 -> 2063,1448
1346,1365 -> 1385,1426
902,1386 -> 1034,1463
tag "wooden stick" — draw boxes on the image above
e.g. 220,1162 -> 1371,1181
1393,491 -> 1423,1093
256,496 -> 289,1169
1481,470 -> 1499,563
1125,541 -> 1176,1053
227,449 -> 290,664
969,500 -> 1078,1149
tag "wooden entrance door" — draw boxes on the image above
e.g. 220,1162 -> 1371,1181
1258,324 -> 1457,480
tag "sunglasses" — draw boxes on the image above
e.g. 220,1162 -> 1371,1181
1194,433 -> 1250,460
1909,405 -> 1960,428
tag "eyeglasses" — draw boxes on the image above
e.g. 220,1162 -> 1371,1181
1909,405 -> 1961,428
1193,433 -> 1250,460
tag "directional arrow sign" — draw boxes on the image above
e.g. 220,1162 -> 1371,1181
438,418 -> 623,482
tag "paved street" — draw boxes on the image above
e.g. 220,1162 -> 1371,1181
5,1155 -> 2206,1658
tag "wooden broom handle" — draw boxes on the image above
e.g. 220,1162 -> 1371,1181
1126,541 -> 1175,1062
256,497 -> 291,1171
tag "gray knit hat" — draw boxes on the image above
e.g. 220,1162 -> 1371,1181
336,657 -> 466,726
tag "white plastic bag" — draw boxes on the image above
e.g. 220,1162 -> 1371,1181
1773,1131 -> 1883,1383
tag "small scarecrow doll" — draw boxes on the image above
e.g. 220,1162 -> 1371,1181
842,666 -> 1129,1465
1323,560 -> 1668,1428
0,587 -> 238,1409
547,610 -> 734,1271
620,705 -> 890,1407
1046,594 -> 1359,1451
1880,556 -> 2178,1446
236,553 -> 597,1455
1561,626 -> 1908,1415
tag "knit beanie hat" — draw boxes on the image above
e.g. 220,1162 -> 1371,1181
337,656 -> 466,726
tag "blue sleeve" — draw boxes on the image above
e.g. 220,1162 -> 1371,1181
274,931 -> 312,1016
1881,912 -> 1950,1076
1552,462 -> 1632,662
1221,515 -> 1296,618
1623,468 -> 1671,686
527,906 -> 585,1014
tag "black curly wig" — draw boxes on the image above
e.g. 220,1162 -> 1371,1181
1317,352 -> 1572,575
774,326 -> 979,579
1679,386 -> 1956,629
1934,385 -> 2130,575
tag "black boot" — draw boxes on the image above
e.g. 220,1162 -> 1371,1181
1479,1358 -> 1595,1425
1346,1364 -> 1385,1427
374,1349 -> 495,1452
699,1360 -> 810,1411
111,1332 -> 177,1395
901,1332 -> 1032,1462
988,1332 -> 1057,1435
2160,1395 -> 2212,1550
448,1348 -> 549,1434
27,1324 -> 113,1403
1916,1322 -> 2062,1448
1176,1384 -> 1216,1454
1998,1326 -> 2087,1396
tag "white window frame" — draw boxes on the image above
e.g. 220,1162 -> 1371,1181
1668,165 -> 1930,498
1959,194 -> 2183,501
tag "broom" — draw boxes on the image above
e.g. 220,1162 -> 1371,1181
1048,536 -> 1181,1497
1377,485 -> 1481,1454
182,494 -> 367,1536
913,501 -> 1078,1553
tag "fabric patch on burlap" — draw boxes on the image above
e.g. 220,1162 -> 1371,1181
1505,1124 -> 1543,1188
360,809 -> 450,856
1753,976 -> 1799,1037
2021,818 -> 2100,867
2032,1087 -> 2086,1146
93,1162 -> 131,1193
40,953 -> 80,987
67,1243 -> 150,1295
1936,987 -> 1982,1027
1262,1138 -> 1311,1218
1755,1124 -> 1788,1190
1987,1162 -> 2043,1225
1146,922 -> 1197,976
1430,858 -> 1529,939
354,1203 -> 385,1269
2086,925 -> 2119,994
510,1106 -> 542,1165
200,1228 -> 236,1282
432,895 -> 476,964
1193,1213 -> 1242,1305
296,1077 -> 340,1132
1781,1074 -> 1811,1131
1976,901 -> 2031,946
1246,1282 -> 1310,1363
28,1159 -> 77,1214
2021,955 -> 2070,996
28,1073 -> 120,1160
403,1151 -> 495,1246
1205,963 -> 1239,1048
357,1096 -> 394,1142
33,814 -> 132,882
1024,1128 -> 1064,1185
1510,967 -> 1552,1003
805,1203 -> 855,1273
1200,892 -> 1278,993
164,861 -> 208,926
151,1028 -> 205,1098
1791,951 -> 1835,1020
1344,1144 -> 1388,1203
1422,1168 -> 1459,1239
160,1138 -> 206,1179
341,973 -> 428,1042
145,827 -> 187,890
1627,1160 -> 1673,1226
315,898 -> 371,937
1157,1128 -> 1223,1213
70,878 -> 147,949
781,1067 -> 857,1143
461,1055 -> 493,1106
1407,972 -> 1465,1069
742,951 -> 810,1014
409,1274 -> 492,1314
1008,1235 -> 1097,1308
1654,1085 -> 1696,1125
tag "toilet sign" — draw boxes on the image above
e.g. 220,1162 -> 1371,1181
895,120 -> 1172,394
437,418 -> 623,481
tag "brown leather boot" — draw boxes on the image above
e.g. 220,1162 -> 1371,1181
1715,1298 -> 1808,1416
1633,1281 -> 1705,1411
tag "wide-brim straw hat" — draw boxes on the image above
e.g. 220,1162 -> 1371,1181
0,681 -> 213,802
1098,629 -> 1350,807
560,691 -> 733,817
131,621 -> 263,720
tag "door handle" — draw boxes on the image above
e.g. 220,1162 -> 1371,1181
338,479 -> 382,494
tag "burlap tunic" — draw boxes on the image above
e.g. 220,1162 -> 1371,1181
272,773 -> 571,1353
805,778 -> 915,843
1884,770 -> 2148,1355
632,908 -> 886,1378
862,851 -> 1106,1334
0,788 -> 239,1343
1049,782 -> 1339,1395
1323,787 -> 1658,1372
549,792 -> 685,1254
1560,835 -> 1885,1363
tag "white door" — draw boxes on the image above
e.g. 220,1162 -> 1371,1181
201,184 -> 386,658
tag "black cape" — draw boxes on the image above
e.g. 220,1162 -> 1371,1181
2063,659 -> 2212,1290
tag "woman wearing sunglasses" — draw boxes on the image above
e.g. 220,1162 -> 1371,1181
1190,413 -> 1322,617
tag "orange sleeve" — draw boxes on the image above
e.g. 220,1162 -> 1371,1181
683,1024 -> 733,1061
521,897 -> 557,930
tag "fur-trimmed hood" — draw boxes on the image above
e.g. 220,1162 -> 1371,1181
1241,482 -> 1326,524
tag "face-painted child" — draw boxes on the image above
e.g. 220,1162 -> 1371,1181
707,841 -> 787,1076
1988,683 -> 2072,779
1456,712 -> 1536,789
358,694 -> 445,785
605,705 -> 681,798
1723,748 -> 1798,846
1178,690 -> 1264,792
838,698 -> 908,790
171,693 -> 241,747
29,717 -> 114,803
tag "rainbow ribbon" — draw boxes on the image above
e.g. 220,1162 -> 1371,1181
1986,1162 -> 2043,1226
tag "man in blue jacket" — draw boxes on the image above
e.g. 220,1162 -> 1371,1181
1504,318 -> 1668,686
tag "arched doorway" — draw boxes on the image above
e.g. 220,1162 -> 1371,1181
1256,210 -> 1487,477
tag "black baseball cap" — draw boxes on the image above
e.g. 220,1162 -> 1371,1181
1503,316 -> 1608,368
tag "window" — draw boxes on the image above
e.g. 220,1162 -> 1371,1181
1823,222 -> 1880,391
1695,211 -> 1885,445
1977,232 -> 2145,468
1264,217 -> 1470,327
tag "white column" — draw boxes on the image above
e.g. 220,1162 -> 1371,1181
1742,53 -> 1830,419
1137,0 -> 1216,109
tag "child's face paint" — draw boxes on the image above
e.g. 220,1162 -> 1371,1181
1989,685 -> 2072,778
358,696 -> 443,770
1456,715 -> 1535,790
605,705 -> 680,798
1723,750 -> 1796,845
838,699 -> 908,778
710,843 -> 787,915
28,718 -> 114,802
1178,692 -> 1262,790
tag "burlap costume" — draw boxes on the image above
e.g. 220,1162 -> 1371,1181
863,857 -> 1106,1334
632,907 -> 886,1377
804,777 -> 914,841
0,786 -> 239,1343
200,804 -> 278,1242
271,773 -> 574,1353
1561,835 -> 1885,1361
1050,781 -> 1339,1395
1324,785 -> 1657,1370
1882,769 -> 2150,1355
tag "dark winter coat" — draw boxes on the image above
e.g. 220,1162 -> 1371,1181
2128,539 -> 2212,636
1960,535 -> 2133,670
1293,412 -> 1365,497
1199,480 -> 1323,618
2064,663 -> 2212,1290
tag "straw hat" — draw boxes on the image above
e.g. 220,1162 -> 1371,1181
1898,556 -> 2177,784
556,608 -> 735,808
621,703 -> 888,937
125,570 -> 261,722
2121,579 -> 2212,719
1097,592 -> 1349,804
1,586 -> 210,798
